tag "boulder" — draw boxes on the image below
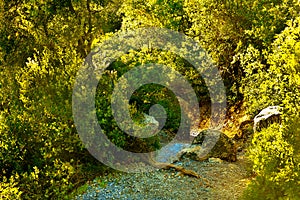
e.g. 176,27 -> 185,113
253,106 -> 282,132
179,129 -> 237,162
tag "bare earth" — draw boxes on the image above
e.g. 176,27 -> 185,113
77,151 -> 252,200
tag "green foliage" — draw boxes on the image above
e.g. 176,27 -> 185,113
183,0 -> 300,104
240,0 -> 300,48
119,0 -> 241,103
241,16 -> 300,200
0,45 -> 83,199
18,160 -> 76,199
242,121 -> 300,200
184,0 -> 247,101
94,43 -> 201,152
0,0 -> 122,66
1,0 -> 300,198
119,0 -> 187,31
0,175 -> 22,199
0,0 -> 122,198
240,16 -> 300,114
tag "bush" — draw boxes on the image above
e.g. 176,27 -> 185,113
0,46 -> 85,199
240,15 -> 300,113
0,175 -> 22,199
241,16 -> 300,199
94,45 -> 200,152
242,120 -> 300,199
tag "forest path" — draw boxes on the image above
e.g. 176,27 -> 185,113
76,151 -> 252,200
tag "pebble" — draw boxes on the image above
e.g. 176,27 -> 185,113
76,156 -> 248,200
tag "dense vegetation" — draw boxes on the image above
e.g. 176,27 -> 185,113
0,0 -> 299,199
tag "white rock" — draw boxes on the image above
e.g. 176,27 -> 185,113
253,106 -> 282,132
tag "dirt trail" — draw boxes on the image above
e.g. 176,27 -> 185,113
77,151 -> 252,200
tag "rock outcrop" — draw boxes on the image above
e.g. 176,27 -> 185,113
253,106 -> 282,132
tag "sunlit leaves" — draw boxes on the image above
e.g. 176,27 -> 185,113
241,16 -> 300,200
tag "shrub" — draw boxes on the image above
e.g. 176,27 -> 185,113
242,120 -> 300,199
0,175 -> 22,199
241,16 -> 300,200
0,46 -> 84,199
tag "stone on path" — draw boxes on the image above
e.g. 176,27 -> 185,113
180,129 -> 237,162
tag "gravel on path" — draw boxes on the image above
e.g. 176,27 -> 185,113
76,153 -> 251,200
